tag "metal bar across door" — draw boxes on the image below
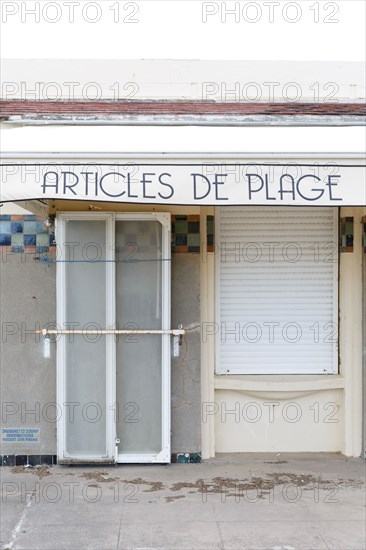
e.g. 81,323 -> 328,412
39,329 -> 185,335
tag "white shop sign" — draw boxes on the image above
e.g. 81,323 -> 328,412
1,162 -> 365,206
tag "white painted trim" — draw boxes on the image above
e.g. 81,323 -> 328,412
2,152 -> 365,159
200,206 -> 216,459
207,252 -> 216,457
332,208 -> 340,375
214,206 -> 222,378
106,213 -> 116,462
55,215 -> 65,463
162,213 -> 172,464
200,208 -> 210,459
214,375 -> 345,392
114,211 -> 171,228
117,447 -> 170,464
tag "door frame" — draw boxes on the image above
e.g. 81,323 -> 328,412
56,211 -> 171,464
56,211 -> 115,464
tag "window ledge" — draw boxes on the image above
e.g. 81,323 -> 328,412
214,375 -> 345,399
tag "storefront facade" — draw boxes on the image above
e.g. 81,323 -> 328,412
0,60 -> 365,465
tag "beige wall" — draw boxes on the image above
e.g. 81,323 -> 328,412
339,206 -> 366,456
214,389 -> 344,453
201,206 -> 366,458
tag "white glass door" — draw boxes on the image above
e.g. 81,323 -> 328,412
56,212 -> 171,464
115,213 -> 171,463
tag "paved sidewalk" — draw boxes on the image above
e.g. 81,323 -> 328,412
1,453 -> 365,550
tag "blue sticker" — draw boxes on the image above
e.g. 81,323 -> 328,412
2,428 -> 40,443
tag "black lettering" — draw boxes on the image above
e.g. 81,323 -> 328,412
213,174 -> 228,200
265,174 -> 276,200
158,172 -> 174,200
81,172 -> 96,197
63,172 -> 79,196
42,171 -> 59,194
192,173 -> 211,200
247,174 -> 264,200
296,174 -> 324,201
326,175 -> 342,201
126,172 -> 138,198
99,172 -> 126,198
141,173 -> 156,199
279,174 -> 296,200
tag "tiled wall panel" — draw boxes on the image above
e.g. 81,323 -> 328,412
1,214 -> 215,254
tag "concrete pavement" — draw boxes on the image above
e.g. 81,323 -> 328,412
1,453 -> 365,550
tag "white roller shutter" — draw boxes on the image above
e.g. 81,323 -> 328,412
216,207 -> 338,375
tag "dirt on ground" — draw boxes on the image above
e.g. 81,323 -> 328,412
8,466 -> 364,496
10,466 -> 51,479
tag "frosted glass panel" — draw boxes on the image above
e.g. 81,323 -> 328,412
116,220 -> 163,454
64,221 -> 107,456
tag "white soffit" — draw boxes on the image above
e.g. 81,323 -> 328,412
1,125 -> 365,156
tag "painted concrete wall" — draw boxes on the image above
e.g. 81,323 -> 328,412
2,60 -> 365,101
0,253 -> 57,456
171,254 -> 201,453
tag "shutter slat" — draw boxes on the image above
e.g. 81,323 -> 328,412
216,206 -> 338,375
